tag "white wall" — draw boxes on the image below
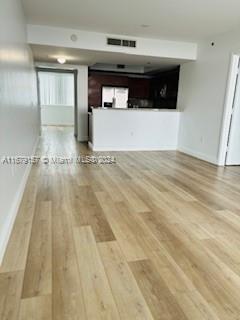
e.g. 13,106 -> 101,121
0,0 -> 39,264
178,26 -> 240,165
91,109 -> 180,151
77,65 -> 88,141
41,105 -> 74,126
27,24 -> 198,61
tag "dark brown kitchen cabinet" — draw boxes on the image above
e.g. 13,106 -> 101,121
129,78 -> 150,99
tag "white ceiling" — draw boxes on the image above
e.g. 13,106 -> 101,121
23,0 -> 240,41
31,44 -> 185,71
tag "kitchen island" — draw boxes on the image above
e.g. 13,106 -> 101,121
88,108 -> 180,151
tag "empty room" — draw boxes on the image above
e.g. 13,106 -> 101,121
1,0 -> 240,319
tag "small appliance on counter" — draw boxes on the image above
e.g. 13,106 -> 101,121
104,102 -> 113,108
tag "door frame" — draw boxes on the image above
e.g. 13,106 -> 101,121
218,54 -> 240,165
36,67 -> 78,137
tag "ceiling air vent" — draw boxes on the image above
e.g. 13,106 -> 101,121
107,38 -> 122,46
122,40 -> 136,48
107,37 -> 136,48
117,64 -> 125,69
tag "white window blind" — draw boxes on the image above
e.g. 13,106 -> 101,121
38,72 -> 74,106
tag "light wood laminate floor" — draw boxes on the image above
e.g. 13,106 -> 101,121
1,126 -> 240,320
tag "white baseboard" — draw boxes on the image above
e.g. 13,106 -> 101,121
88,141 -> 93,150
77,135 -> 89,142
177,146 -> 218,165
0,136 -> 39,265
89,144 -> 177,152
42,124 -> 74,127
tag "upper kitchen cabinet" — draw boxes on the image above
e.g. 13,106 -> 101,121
150,67 -> 180,109
128,78 -> 150,99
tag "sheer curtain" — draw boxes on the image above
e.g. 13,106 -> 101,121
38,72 -> 74,106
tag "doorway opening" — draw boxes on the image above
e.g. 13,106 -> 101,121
37,68 -> 78,137
219,54 -> 240,166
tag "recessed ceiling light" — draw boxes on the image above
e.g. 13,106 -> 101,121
57,57 -> 66,64
141,24 -> 150,28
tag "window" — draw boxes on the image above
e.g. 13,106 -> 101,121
102,86 -> 129,108
38,71 -> 74,106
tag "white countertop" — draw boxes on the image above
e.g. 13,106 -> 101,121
91,107 -> 180,112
